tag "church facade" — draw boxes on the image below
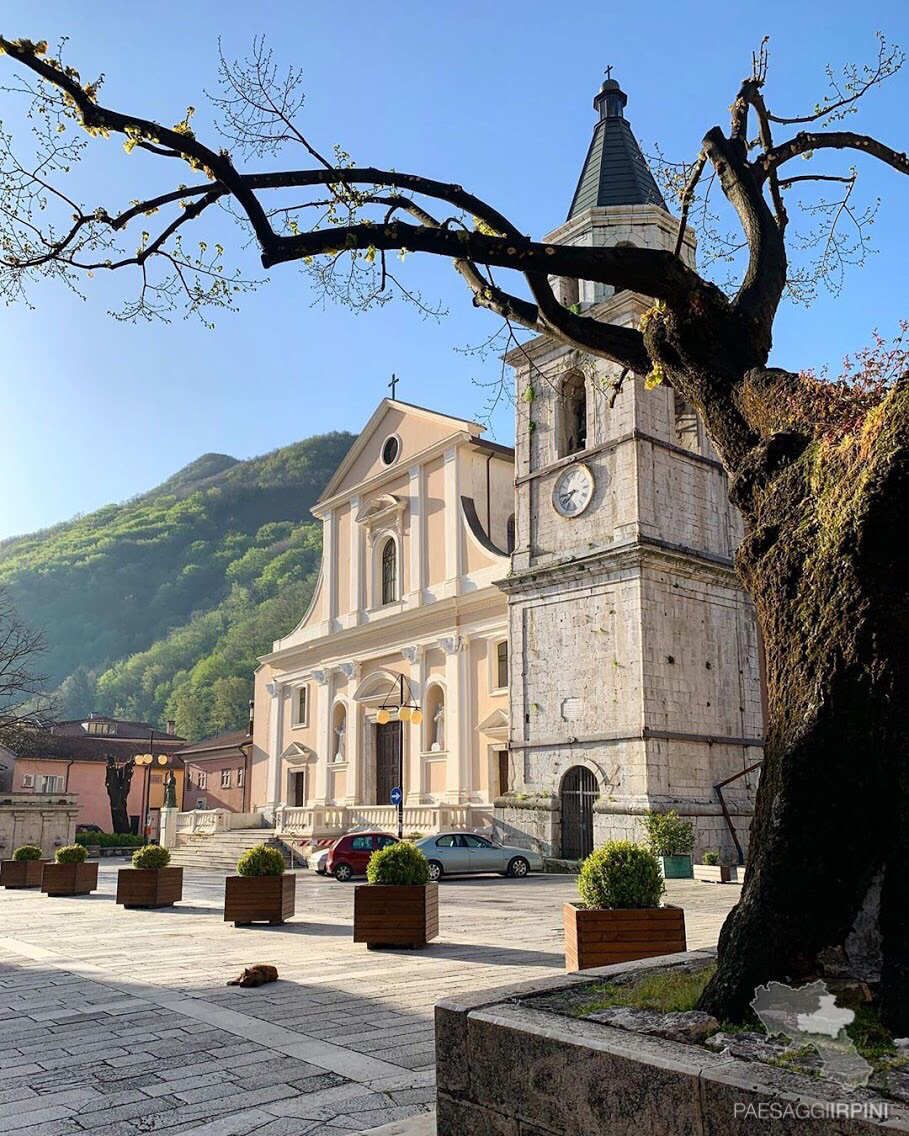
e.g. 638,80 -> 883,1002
248,400 -> 515,842
246,76 -> 762,859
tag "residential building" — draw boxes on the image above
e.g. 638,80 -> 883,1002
11,715 -> 185,837
178,729 -> 251,813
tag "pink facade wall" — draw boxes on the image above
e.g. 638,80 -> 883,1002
183,756 -> 247,813
13,758 -> 183,833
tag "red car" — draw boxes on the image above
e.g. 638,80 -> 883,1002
325,832 -> 397,881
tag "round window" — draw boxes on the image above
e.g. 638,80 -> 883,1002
381,435 -> 400,465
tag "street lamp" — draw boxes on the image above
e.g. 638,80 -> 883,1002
134,737 -> 174,844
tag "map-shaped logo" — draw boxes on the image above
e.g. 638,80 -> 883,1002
751,980 -> 872,1088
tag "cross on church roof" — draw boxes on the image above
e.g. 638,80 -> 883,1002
388,373 -> 399,399
605,65 -> 613,80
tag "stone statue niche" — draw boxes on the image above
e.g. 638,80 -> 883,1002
434,695 -> 447,749
333,706 -> 347,763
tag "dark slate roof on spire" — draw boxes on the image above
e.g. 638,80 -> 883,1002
567,76 -> 666,219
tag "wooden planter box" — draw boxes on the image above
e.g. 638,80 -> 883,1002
41,861 -> 99,897
1,859 -> 49,888
224,873 -> 295,926
116,867 -> 183,908
692,863 -> 736,884
563,902 -> 686,973
659,854 -> 693,879
353,883 -> 439,949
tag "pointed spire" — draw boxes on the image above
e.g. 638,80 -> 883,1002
567,73 -> 666,220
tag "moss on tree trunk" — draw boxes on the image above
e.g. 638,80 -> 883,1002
698,378 -> 909,1032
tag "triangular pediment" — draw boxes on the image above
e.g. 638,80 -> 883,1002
317,399 -> 484,506
280,742 -> 315,764
477,708 -> 509,740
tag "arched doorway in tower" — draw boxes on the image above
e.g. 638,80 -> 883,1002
560,766 -> 599,860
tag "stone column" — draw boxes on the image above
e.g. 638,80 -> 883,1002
266,680 -> 285,821
441,635 -> 471,803
402,645 -> 424,804
339,661 -> 361,804
443,448 -> 463,587
349,497 -> 364,620
313,669 -> 334,803
323,508 -> 337,629
407,465 -> 424,607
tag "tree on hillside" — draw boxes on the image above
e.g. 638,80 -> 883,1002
1,34 -> 908,1027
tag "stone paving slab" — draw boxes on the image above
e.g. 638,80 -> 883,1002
0,862 -> 738,1133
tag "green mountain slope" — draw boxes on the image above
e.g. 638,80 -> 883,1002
0,432 -> 354,740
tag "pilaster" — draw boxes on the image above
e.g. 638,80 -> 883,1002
407,465 -> 424,607
313,668 -> 334,803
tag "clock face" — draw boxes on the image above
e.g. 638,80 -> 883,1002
552,463 -> 594,517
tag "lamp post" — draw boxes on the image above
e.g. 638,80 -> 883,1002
134,734 -> 173,844
376,674 -> 422,839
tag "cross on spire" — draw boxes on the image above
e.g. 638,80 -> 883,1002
605,65 -> 613,80
388,373 -> 399,399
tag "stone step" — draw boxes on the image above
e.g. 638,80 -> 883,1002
168,830 -> 304,869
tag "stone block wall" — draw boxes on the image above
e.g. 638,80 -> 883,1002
0,794 -> 80,859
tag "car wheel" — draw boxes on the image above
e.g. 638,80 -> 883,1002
427,860 -> 443,882
333,862 -> 353,882
507,856 -> 530,878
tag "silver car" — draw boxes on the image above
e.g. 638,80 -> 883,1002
415,833 -> 543,880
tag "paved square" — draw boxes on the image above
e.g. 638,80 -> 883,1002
0,864 -> 739,1134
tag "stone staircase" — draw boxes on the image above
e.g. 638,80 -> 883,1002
167,829 -> 304,871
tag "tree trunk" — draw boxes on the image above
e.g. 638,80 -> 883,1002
104,758 -> 135,835
698,379 -> 909,1032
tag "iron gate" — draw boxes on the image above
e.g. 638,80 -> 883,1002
560,766 -> 598,860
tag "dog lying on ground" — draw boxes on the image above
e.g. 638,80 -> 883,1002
226,964 -> 279,987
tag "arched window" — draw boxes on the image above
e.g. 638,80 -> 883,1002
506,514 -> 516,554
559,372 -> 587,458
381,538 -> 397,605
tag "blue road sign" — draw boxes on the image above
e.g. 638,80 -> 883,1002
390,786 -> 403,806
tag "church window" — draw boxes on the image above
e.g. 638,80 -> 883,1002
506,513 -> 516,554
496,640 -> 509,690
673,391 -> 700,454
559,372 -> 588,457
381,538 -> 398,604
381,435 -> 400,465
560,276 -> 580,308
294,685 -> 309,727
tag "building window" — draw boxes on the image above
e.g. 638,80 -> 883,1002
85,720 -> 115,735
674,390 -> 700,453
38,775 -> 64,793
381,537 -> 397,605
196,797 -> 207,810
151,773 -> 162,784
506,514 -> 516,554
381,435 -> 400,465
21,773 -> 34,788
196,770 -> 207,790
221,769 -> 231,789
559,372 -> 587,457
294,685 -> 309,727
237,768 -> 244,788
496,640 -> 509,690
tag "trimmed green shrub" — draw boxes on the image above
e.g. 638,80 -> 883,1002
578,841 -> 664,910
75,832 -> 145,847
366,841 -> 430,886
236,845 -> 286,876
702,850 -> 720,866
641,811 -> 694,856
132,845 -> 171,869
55,844 -> 89,864
12,845 -> 43,861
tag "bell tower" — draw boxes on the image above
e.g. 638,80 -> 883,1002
496,77 -> 762,862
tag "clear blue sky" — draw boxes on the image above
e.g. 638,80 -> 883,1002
1,0 -> 907,538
